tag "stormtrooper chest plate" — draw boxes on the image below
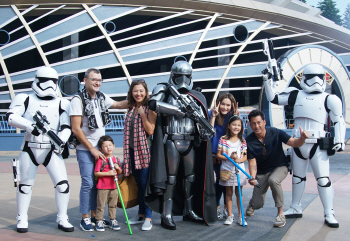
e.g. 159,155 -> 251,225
164,94 -> 195,135
294,91 -> 328,124
23,94 -> 61,143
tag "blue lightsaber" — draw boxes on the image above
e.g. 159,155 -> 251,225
235,167 -> 246,226
223,153 -> 261,188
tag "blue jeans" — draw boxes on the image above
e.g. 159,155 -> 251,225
77,149 -> 97,214
214,163 -> 226,207
129,148 -> 152,219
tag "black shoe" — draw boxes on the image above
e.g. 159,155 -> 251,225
161,216 -> 176,230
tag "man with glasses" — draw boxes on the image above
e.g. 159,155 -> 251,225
245,110 -> 309,228
70,68 -> 127,231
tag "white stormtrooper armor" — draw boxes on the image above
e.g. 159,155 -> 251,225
263,63 -> 345,228
6,67 -> 74,233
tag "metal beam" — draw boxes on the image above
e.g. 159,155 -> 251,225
189,12 -> 220,65
83,4 -> 132,85
210,21 -> 271,109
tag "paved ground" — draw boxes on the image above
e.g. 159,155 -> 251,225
0,146 -> 349,241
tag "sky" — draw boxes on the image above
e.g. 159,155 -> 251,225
305,0 -> 350,17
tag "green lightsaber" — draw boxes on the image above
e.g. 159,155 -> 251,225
108,157 -> 132,235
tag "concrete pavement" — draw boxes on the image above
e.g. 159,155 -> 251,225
0,146 -> 349,241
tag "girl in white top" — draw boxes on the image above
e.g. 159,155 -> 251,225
216,115 -> 247,226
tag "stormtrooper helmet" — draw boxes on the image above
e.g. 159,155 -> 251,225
300,64 -> 326,93
32,66 -> 59,98
169,56 -> 193,90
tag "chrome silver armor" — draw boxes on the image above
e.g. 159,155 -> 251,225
149,58 -> 208,230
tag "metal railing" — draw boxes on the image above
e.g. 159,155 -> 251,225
0,115 -> 16,133
0,114 -> 126,133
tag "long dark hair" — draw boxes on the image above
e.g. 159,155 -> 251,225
215,93 -> 237,126
127,79 -> 150,110
222,115 -> 244,143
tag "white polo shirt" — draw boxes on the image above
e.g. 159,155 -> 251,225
69,94 -> 114,150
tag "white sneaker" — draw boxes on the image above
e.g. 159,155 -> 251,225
141,219 -> 152,231
127,215 -> 144,224
217,208 -> 223,220
224,215 -> 234,225
96,220 -> 105,231
237,216 -> 247,226
325,214 -> 339,228
284,205 -> 302,218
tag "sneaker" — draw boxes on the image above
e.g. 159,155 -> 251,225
127,215 -> 144,224
246,205 -> 254,216
141,219 -> 153,231
274,214 -> 286,228
110,219 -> 121,230
91,217 -> 110,227
237,216 -> 247,226
80,217 -> 94,231
223,208 -> 228,219
224,215 -> 234,225
95,220 -> 105,231
217,208 -> 223,220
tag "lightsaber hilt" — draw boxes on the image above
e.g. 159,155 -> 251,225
223,153 -> 261,188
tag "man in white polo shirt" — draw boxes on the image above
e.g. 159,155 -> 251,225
70,68 -> 127,231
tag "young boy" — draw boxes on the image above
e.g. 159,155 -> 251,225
94,135 -> 122,231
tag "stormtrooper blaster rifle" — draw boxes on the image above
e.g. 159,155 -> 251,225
262,39 -> 283,82
168,84 -> 216,139
32,110 -> 65,152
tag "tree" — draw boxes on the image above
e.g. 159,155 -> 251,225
299,0 -> 306,3
343,4 -> 350,29
317,0 -> 342,26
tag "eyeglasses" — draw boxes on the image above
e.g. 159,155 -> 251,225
260,143 -> 266,155
87,78 -> 102,83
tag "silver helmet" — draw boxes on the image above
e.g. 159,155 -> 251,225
32,66 -> 59,98
300,64 -> 326,93
169,56 -> 193,90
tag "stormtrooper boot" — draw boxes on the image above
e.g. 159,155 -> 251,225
183,196 -> 203,222
16,215 -> 28,233
325,211 -> 339,228
284,204 -> 303,218
161,199 -> 176,230
57,215 -> 74,232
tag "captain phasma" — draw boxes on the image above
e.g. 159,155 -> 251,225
146,57 -> 216,230
6,67 -> 74,233
263,63 -> 345,228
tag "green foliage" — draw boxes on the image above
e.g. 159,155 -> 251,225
299,0 -> 307,3
317,0 -> 342,25
343,4 -> 350,29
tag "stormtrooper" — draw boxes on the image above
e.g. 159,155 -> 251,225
6,66 -> 74,233
263,63 -> 345,228
145,57 -> 216,230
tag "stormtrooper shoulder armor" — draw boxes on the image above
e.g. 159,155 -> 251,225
9,93 -> 29,111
